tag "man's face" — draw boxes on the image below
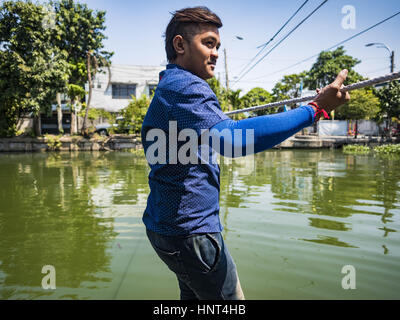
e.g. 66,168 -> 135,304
181,24 -> 221,80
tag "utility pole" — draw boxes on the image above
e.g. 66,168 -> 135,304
390,50 -> 395,73
224,48 -> 229,91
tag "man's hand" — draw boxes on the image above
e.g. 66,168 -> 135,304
312,69 -> 351,113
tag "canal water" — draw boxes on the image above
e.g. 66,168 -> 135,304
0,150 -> 399,300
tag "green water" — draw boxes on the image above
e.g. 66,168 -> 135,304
0,150 -> 399,300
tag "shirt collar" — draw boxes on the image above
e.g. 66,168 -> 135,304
160,64 -> 188,81
166,63 -> 186,71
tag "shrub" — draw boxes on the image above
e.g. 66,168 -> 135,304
373,144 -> 400,156
119,94 -> 150,134
342,144 -> 370,154
44,134 -> 62,151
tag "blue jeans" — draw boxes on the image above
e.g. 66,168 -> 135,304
146,229 -> 245,300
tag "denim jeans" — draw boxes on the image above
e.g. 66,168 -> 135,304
146,229 -> 245,300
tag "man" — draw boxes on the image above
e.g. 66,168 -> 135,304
141,6 -> 350,300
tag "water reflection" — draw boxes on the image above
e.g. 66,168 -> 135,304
300,235 -> 358,248
0,152 -> 149,299
219,150 -> 400,252
0,149 -> 399,299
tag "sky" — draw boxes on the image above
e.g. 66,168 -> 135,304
70,0 -> 400,93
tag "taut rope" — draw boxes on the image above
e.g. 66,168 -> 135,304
225,71 -> 400,116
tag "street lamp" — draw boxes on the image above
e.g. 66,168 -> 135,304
365,42 -> 395,73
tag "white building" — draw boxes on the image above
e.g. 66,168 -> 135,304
85,64 -> 165,113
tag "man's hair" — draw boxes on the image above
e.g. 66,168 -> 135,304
164,6 -> 222,62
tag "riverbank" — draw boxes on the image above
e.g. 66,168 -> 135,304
276,134 -> 399,149
0,135 -> 142,152
0,134 -> 398,152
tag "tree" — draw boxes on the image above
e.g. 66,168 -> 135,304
207,77 -> 229,112
67,84 -> 86,134
241,87 -> 273,117
272,71 -> 307,110
305,46 -> 364,89
375,81 -> 400,132
51,0 -> 113,135
0,1 -> 69,137
272,72 -> 307,100
335,88 -> 380,138
226,89 -> 244,120
120,95 -> 151,134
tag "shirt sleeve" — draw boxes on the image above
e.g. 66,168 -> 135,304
167,80 -> 230,135
210,105 -> 316,157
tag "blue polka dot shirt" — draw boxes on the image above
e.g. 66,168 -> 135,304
141,64 -> 229,236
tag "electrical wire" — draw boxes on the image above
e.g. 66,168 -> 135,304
244,10 -> 400,82
232,0 -> 328,87
235,0 -> 309,80
226,71 -> 400,115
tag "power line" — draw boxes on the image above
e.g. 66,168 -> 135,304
235,0 -> 309,79
226,71 -> 400,115
232,0 -> 328,87
244,10 -> 400,82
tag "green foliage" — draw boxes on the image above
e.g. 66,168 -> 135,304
0,1 -> 69,137
241,87 -> 273,116
0,0 -> 112,137
67,84 -> 86,100
335,88 -> 380,120
375,81 -> 400,120
44,134 -> 62,151
342,145 -> 371,154
305,46 -> 364,89
77,106 -> 111,121
343,144 -> 400,158
272,72 -> 307,101
227,89 -> 246,120
0,0 -> 113,136
128,148 -> 145,157
119,95 -> 150,134
373,144 -> 400,156
207,77 -> 229,112
52,0 -> 113,86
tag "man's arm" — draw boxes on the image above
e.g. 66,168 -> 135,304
209,105 -> 315,157
208,70 -> 350,157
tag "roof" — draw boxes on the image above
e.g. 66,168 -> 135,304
99,64 -> 165,84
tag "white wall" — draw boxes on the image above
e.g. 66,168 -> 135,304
318,120 -> 383,136
86,64 -> 164,113
318,120 -> 348,136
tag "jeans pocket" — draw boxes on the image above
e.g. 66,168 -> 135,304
191,233 -> 221,274
151,242 -> 188,276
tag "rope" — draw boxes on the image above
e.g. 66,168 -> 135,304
112,235 -> 144,300
225,71 -> 400,116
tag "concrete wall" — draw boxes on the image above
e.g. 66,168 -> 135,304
86,64 -> 164,113
0,136 -> 142,152
16,117 -> 34,134
318,120 -> 384,136
318,120 -> 348,136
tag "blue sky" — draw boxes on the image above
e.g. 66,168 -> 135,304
81,0 -> 400,93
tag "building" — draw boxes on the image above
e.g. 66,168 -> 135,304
85,64 -> 165,113
38,64 -> 165,134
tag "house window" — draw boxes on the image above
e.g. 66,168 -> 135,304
148,84 -> 157,96
112,83 -> 136,99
